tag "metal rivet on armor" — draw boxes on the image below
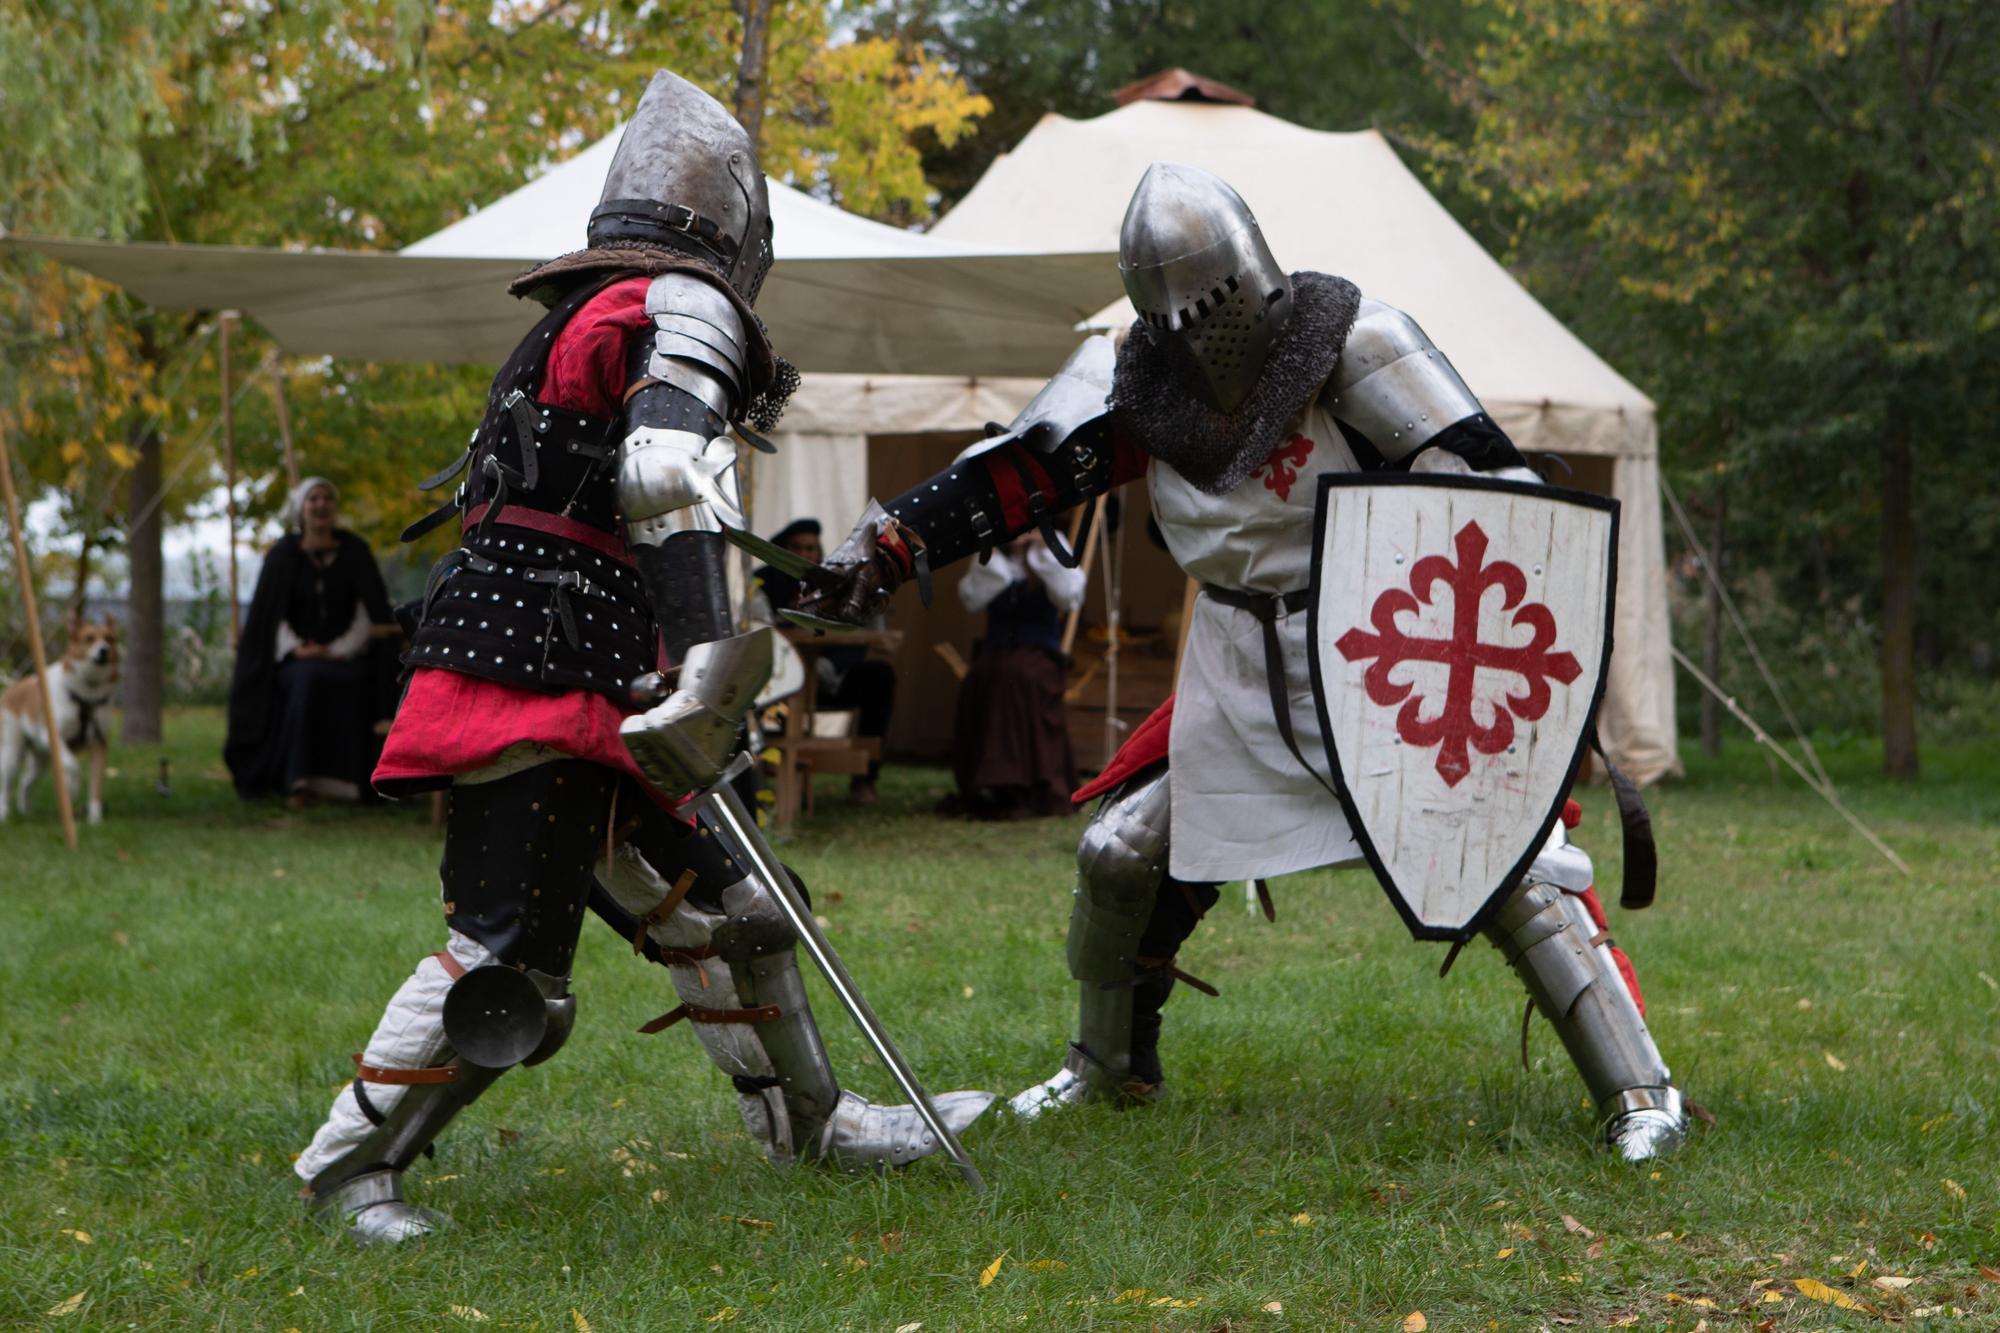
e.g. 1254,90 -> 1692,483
1533,565 -> 1544,576
506,628 -> 515,637
516,600 -> 526,608
1394,554 -> 1405,565
480,621 -> 488,629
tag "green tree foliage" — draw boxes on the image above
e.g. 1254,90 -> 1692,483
863,0 -> 1483,206
1413,0 -> 2000,773
0,0 -> 987,641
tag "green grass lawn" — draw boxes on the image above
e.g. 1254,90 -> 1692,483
2,709 -> 1995,1331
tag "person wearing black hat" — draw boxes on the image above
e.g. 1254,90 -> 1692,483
752,516 -> 896,805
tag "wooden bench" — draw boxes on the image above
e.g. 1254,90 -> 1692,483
767,628 -> 900,832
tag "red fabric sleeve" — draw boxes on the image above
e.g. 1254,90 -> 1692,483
1108,433 -> 1152,487
538,276 -> 653,419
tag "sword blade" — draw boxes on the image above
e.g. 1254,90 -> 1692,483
694,781 -> 988,1195
720,524 -> 845,591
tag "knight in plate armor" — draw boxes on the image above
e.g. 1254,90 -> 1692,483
799,163 -> 1691,1161
294,71 -> 993,1245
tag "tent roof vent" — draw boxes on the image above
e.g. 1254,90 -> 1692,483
1111,68 -> 1256,108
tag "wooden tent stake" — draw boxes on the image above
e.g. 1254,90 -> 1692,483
1059,497 -> 1103,658
0,422 -> 78,848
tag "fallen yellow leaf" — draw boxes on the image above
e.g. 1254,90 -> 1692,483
1113,1289 -> 1149,1304
1794,1277 -> 1872,1312
1689,1296 -> 1717,1307
1496,1247 -> 1516,1259
59,1228 -> 91,1244
1761,1290 -> 1785,1303
450,1307 -> 488,1322
1849,1259 -> 1868,1278
894,1324 -> 923,1333
1943,1178 -> 1967,1200
48,1292 -> 86,1317
978,1251 -> 1007,1287
572,1309 -> 593,1333
705,1308 -> 737,1323
1262,1301 -> 1284,1313
1291,1212 -> 1314,1226
1402,1312 -> 1428,1332
1823,1050 -> 1847,1071
1561,1214 -> 1595,1239
1149,1296 -> 1200,1308
1873,1275 -> 1915,1290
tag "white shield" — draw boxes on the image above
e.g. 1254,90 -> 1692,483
1306,474 -> 1618,941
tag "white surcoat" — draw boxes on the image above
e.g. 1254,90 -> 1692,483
1148,392 -> 1481,883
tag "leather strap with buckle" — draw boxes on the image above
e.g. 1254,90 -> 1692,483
638,1003 -> 781,1034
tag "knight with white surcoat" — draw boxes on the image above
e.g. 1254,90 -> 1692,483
799,163 -> 1691,1160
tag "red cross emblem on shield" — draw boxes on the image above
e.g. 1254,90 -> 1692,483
1307,474 -> 1618,941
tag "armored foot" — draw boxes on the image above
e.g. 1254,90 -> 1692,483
310,1168 -> 446,1245
1601,1087 -> 1689,1163
1008,1042 -> 1164,1118
815,1088 -> 998,1170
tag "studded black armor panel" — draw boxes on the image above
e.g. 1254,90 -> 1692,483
403,275 -> 656,700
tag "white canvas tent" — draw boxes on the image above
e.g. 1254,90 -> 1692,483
781,95 -> 1681,784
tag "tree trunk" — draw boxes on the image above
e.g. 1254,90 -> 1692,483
123,419 -> 164,743
1879,426 -> 1918,778
67,540 -> 94,623
1699,488 -> 1726,758
732,0 -> 773,150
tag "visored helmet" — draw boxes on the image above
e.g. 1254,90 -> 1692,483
589,70 -> 775,305
1118,162 -> 1292,413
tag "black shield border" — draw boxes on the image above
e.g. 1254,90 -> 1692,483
1305,472 -> 1622,943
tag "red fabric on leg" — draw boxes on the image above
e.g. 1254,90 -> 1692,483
1073,694 -> 1174,804
1577,885 -> 1646,1016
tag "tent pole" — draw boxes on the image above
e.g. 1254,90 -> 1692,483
219,313 -> 240,649
0,422 -> 78,848
265,349 -> 299,490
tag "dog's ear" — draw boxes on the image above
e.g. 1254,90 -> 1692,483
64,606 -> 84,639
102,613 -> 120,639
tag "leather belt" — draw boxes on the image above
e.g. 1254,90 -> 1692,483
1199,584 -> 1336,797
460,551 -> 614,602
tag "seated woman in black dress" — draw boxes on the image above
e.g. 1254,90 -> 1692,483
224,477 -> 397,805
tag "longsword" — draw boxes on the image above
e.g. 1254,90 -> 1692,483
694,759 -> 988,1194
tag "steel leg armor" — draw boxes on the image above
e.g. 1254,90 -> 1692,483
300,940 -> 577,1243
1484,824 -> 1688,1161
600,831 -> 995,1168
1013,768 -> 1219,1116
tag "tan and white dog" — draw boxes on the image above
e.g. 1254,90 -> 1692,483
1,614 -> 120,824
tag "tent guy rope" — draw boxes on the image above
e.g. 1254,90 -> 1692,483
1661,474 -> 1835,793
1669,644 -> 1910,877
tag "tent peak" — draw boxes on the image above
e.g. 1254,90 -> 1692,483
1110,68 -> 1255,108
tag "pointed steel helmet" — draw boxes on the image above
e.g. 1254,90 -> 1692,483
1119,162 -> 1292,412
588,70 -> 775,304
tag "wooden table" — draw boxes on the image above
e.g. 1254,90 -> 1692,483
769,627 -> 902,831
